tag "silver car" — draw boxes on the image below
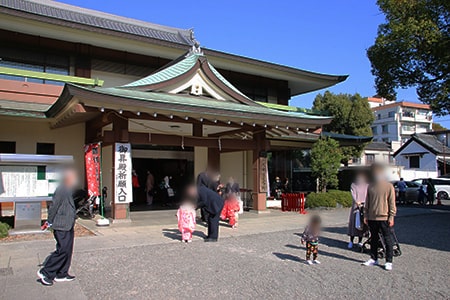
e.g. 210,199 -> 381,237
391,181 -> 421,204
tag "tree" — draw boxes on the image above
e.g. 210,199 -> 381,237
313,91 -> 374,164
310,137 -> 343,192
433,122 -> 448,131
367,0 -> 450,116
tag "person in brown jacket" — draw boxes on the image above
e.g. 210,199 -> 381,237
362,163 -> 397,271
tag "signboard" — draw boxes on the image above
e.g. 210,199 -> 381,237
259,157 -> 268,193
114,143 -> 133,203
0,166 -> 44,197
85,143 -> 101,197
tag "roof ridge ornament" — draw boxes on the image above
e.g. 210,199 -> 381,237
188,29 -> 203,55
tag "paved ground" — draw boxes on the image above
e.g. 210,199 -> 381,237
0,206 -> 449,299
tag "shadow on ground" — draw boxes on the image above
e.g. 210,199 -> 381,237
162,228 -> 207,241
284,244 -> 364,263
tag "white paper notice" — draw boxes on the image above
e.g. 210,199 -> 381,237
114,143 -> 133,203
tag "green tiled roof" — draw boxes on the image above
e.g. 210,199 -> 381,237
121,54 -> 200,88
74,84 -> 331,121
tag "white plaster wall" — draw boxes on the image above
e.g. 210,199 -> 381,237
220,151 -> 244,187
0,118 -> 85,170
395,142 -> 438,180
194,147 -> 208,178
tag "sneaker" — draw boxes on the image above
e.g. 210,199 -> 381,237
306,260 -> 313,265
37,270 -> 53,286
54,275 -> 76,282
187,240 -> 192,243
362,259 -> 378,266
313,260 -> 321,264
385,262 -> 393,271
347,242 -> 353,249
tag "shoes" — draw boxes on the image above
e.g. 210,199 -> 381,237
357,242 -> 363,248
187,240 -> 192,243
347,242 -> 353,249
54,275 -> 76,282
313,260 -> 321,264
385,262 -> 393,271
306,260 -> 313,265
204,238 -> 218,242
362,259 -> 378,266
37,269 -> 53,286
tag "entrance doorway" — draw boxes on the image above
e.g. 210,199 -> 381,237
130,147 -> 194,210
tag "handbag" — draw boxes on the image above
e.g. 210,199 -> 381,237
355,208 -> 363,230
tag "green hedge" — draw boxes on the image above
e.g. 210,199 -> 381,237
0,222 -> 10,238
306,190 -> 352,208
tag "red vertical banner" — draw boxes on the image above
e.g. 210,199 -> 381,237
85,143 -> 101,197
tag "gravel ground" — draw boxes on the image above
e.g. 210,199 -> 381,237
72,212 -> 449,300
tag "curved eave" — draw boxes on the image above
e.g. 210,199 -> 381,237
203,48 -> 349,96
47,84 -> 333,127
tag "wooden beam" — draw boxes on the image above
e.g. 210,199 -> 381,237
101,131 -> 256,150
0,66 -> 103,86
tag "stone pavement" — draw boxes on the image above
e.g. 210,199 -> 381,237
0,206 -> 449,299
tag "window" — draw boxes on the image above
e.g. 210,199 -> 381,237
377,114 -> 381,120
402,124 -> 415,132
382,125 -> 389,134
352,157 -> 361,164
36,143 -> 55,155
402,110 -> 415,118
0,141 -> 16,153
417,124 -> 430,131
371,126 -> 378,135
388,111 -> 395,118
0,47 -> 69,85
409,156 -> 420,168
366,154 -> 375,164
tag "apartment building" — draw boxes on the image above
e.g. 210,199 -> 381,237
368,97 -> 433,144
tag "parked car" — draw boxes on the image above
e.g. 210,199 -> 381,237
412,178 -> 450,200
391,181 -> 421,204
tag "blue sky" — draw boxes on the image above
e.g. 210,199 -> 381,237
60,0 -> 449,126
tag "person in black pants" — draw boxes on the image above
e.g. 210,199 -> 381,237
38,168 -> 78,286
197,185 -> 224,242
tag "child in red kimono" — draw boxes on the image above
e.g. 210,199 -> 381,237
177,197 -> 196,243
220,195 -> 241,228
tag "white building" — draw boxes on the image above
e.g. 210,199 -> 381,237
368,97 -> 433,144
348,141 -> 401,181
394,133 -> 450,180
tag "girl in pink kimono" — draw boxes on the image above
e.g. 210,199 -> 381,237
177,198 -> 196,243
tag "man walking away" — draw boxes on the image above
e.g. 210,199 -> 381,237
363,163 -> 397,271
38,167 -> 78,286
397,178 -> 407,204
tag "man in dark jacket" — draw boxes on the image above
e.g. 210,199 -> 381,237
197,185 -> 224,242
38,168 -> 78,286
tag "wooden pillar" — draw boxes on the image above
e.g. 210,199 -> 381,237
111,115 -> 130,220
193,124 -> 208,177
208,147 -> 220,171
252,130 -> 268,211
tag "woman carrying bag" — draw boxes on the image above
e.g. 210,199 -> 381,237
348,172 -> 369,249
